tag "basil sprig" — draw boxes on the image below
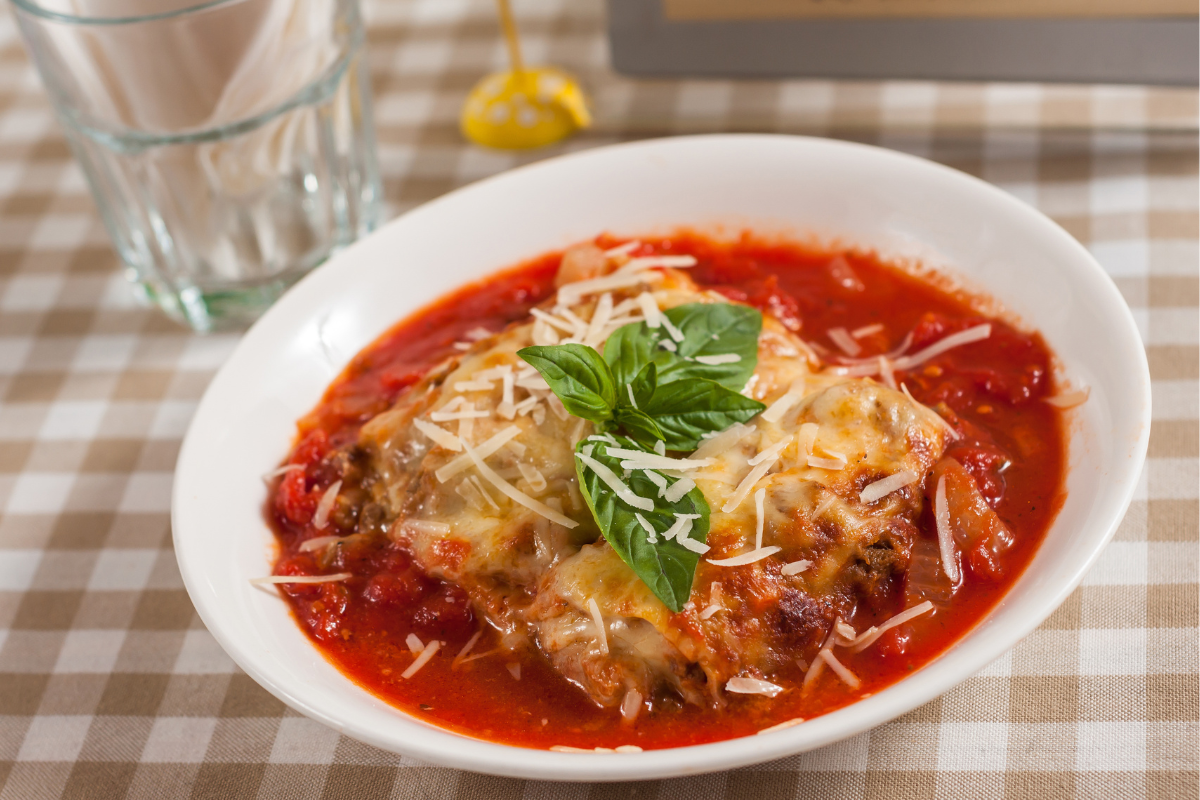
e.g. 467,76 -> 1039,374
518,302 -> 766,612
575,436 -> 710,613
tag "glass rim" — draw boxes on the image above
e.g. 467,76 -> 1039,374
8,0 -> 249,26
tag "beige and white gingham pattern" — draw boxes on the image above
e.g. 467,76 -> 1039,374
0,1 -> 1195,798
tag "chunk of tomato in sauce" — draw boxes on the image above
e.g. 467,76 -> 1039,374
411,584 -> 475,640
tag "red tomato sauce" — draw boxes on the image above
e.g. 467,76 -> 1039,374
266,232 -> 1066,750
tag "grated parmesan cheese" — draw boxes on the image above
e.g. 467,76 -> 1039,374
708,546 -> 781,567
530,307 -> 575,334
757,717 -> 805,735
761,378 -> 807,424
406,633 -> 424,653
311,480 -> 342,530
604,240 -> 641,258
699,603 -> 722,620
613,254 -> 697,275
298,535 -> 341,554
608,448 -> 714,471
694,353 -> 741,365
399,519 -> 452,537
723,455 -> 780,513
557,272 -> 660,306
754,487 -> 766,550
900,382 -> 961,441
797,422 -> 819,456
644,469 -> 668,497
413,419 -> 463,452
892,324 -> 991,370
693,422 -> 755,461
620,688 -> 642,721
634,512 -> 658,543
827,327 -> 862,357
664,477 -> 696,504
430,404 -> 490,422
635,292 -> 661,328
401,640 -> 441,679
463,440 -> 579,528
781,559 -> 811,576
935,474 -> 960,583
575,451 -> 655,511
749,435 -> 793,466
453,630 -> 483,666
807,455 -> 846,471
454,379 -> 494,392
1044,388 -> 1090,409
435,425 -> 522,482
469,475 -> 500,511
860,469 -> 920,504
848,601 -> 935,652
516,462 -> 547,493
661,315 -> 685,343
813,493 -> 837,517
249,572 -> 352,586
582,292 -> 614,346
726,677 -> 785,697
878,356 -> 897,389
262,463 -> 304,483
851,322 -> 884,339
818,649 -> 861,688
586,597 -> 609,654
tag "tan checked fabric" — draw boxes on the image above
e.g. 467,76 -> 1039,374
0,1 -> 1196,798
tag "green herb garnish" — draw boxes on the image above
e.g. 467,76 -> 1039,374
518,302 -> 765,612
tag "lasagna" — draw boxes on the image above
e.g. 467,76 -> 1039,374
263,234 -> 1068,750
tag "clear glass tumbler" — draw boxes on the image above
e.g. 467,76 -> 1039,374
11,0 -> 383,331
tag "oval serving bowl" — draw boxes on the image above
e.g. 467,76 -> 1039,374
173,134 -> 1150,782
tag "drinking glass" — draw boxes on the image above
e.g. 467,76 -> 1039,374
11,0 -> 384,331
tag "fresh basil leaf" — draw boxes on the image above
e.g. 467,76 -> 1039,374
629,362 -> 657,409
518,344 -> 617,424
642,379 -> 766,450
574,437 -> 709,613
602,320 -> 660,388
612,406 -> 664,450
603,303 -> 761,392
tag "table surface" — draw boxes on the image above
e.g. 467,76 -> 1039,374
0,1 -> 1196,798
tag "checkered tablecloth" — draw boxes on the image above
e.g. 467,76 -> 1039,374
0,1 -> 1196,798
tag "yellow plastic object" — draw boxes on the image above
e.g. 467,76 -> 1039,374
461,67 -> 591,150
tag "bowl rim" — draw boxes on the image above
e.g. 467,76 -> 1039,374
173,133 -> 1151,782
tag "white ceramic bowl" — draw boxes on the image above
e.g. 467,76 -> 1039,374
173,135 -> 1150,782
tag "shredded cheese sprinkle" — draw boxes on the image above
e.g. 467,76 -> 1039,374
694,353 -> 741,365
935,474 -> 960,583
708,546 -> 781,567
249,572 -> 351,586
412,419 -> 463,452
818,649 -> 861,688
312,480 -> 341,530
634,512 -> 658,543
576,451 -> 655,511
298,535 -> 341,554
757,717 -> 805,735
849,601 -> 935,652
636,292 -> 661,328
586,598 -> 608,654
827,327 -> 862,357
860,469 -> 920,504
1044,388 -> 1090,409
461,439 -> 579,528
781,559 -> 811,576
435,426 -> 522,482
401,640 -> 441,679
754,487 -> 766,550
664,477 -> 696,504
726,677 -> 785,697
761,378 -> 807,424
